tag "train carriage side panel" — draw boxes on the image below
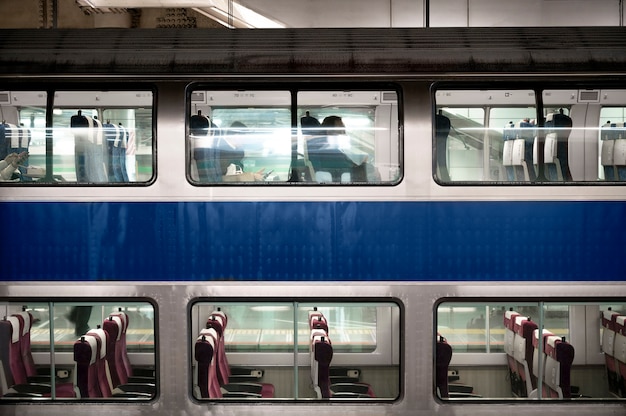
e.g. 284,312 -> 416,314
2,200 -> 625,281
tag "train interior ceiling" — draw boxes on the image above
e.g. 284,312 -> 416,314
2,294 -> 626,401
3,87 -> 626,185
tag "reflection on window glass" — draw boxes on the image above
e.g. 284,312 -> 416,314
188,88 -> 400,184
435,88 -> 626,183
191,301 -> 400,400
0,90 -> 154,184
0,91 -> 45,182
0,301 -> 155,401
436,301 -> 626,401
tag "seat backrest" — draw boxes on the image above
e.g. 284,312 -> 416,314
109,311 -> 133,379
70,111 -> 108,182
11,311 -> 36,378
532,328 -> 554,382
435,112 -> 451,181
194,328 -> 221,398
0,319 -> 19,393
613,315 -> 626,375
3,316 -> 26,385
102,315 -> 126,386
601,122 -> 619,180
612,137 -> 626,181
602,310 -> 621,395
512,316 -> 538,396
544,111 -> 573,181
543,335 -> 575,398
308,309 -> 332,398
74,335 -> 101,398
206,314 -> 230,385
86,327 -> 114,397
312,334 -> 333,399
503,310 -> 519,362
435,335 -> 452,398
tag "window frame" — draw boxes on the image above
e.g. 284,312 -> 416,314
185,82 -> 403,187
0,84 -> 157,186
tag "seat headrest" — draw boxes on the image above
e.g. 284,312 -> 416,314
7,316 -> 20,344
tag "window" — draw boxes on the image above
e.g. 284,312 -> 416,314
190,300 -> 400,400
0,300 -> 156,401
0,89 -> 154,184
436,300 -> 625,401
188,87 -> 400,184
434,88 -> 626,183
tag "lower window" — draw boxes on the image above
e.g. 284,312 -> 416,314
436,300 -> 626,401
0,300 -> 156,401
190,300 -> 400,400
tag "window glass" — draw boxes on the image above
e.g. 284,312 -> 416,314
296,91 -> 399,183
435,89 -> 536,182
436,301 -> 624,401
435,88 -> 626,183
1,91 -> 46,182
0,90 -> 154,184
0,300 -> 155,401
191,301 -> 400,400
188,88 -> 400,184
599,106 -> 626,180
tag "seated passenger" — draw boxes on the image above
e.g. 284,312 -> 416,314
190,112 -> 245,182
307,116 -> 368,182
0,151 -> 28,181
300,111 -> 321,136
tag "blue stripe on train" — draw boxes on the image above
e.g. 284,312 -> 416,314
2,201 -> 625,282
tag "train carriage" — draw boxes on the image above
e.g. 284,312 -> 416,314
0,26 -> 625,415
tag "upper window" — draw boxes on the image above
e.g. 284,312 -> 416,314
0,90 -> 154,184
188,88 -> 400,185
434,88 -> 626,183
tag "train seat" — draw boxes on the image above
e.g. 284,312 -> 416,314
502,138 -> 514,180
0,317 -> 74,398
206,310 -> 264,382
311,332 -> 333,398
70,111 -> 108,182
103,122 -> 129,182
194,329 -> 224,398
203,313 -> 274,398
207,312 -> 273,393
601,309 -> 620,396
86,327 -> 153,398
435,111 -> 451,181
513,315 -> 538,397
101,317 -> 155,396
436,335 -> 452,398
542,335 -> 575,399
600,122 -> 618,180
102,315 -> 128,387
73,334 -> 101,398
308,309 -> 375,398
612,135 -> 626,181
194,327 -> 264,398
503,309 -> 520,394
11,311 -> 37,379
530,328 -> 554,398
194,331 -> 216,398
544,110 -> 573,181
544,132 -> 563,181
613,315 -> 626,397
511,139 -> 531,181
